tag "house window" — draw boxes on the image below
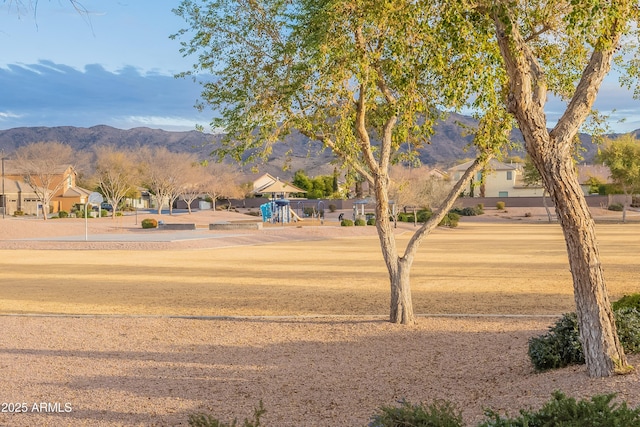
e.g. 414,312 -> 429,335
476,172 -> 482,181
506,171 -> 513,180
499,191 -> 509,197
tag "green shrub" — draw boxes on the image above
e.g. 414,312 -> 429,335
367,218 -> 376,226
369,399 -> 464,427
451,206 -> 483,216
58,210 -> 69,218
398,213 -> 412,222
615,308 -> 640,354
528,306 -> 640,371
340,219 -> 354,226
354,218 -> 367,226
141,218 -> 158,229
188,400 -> 265,427
496,201 -> 506,210
613,293 -> 640,311
417,209 -> 432,223
115,211 -> 123,217
480,391 -> 640,427
439,212 -> 460,228
13,210 -> 24,216
528,313 -> 584,371
608,202 -> 624,211
328,204 -> 337,212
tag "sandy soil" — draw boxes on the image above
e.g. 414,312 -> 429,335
0,207 -> 639,427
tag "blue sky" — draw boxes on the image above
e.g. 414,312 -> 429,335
0,0 -> 206,131
0,1 -> 638,133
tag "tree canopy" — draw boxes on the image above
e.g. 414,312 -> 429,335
174,0 -> 513,325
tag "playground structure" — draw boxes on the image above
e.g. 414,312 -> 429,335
259,199 -> 329,224
260,199 -> 303,224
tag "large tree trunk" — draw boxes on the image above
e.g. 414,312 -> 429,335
544,155 -> 626,377
389,257 -> 414,324
493,5 -> 628,377
373,176 -> 415,324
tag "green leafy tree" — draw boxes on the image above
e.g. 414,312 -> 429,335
292,170 -> 312,194
173,0 -> 511,324
597,135 -> 640,222
467,0 -> 640,376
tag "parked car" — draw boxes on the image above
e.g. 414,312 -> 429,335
101,203 -> 113,211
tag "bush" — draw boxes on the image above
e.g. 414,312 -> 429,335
189,400 -> 265,427
613,293 -> 640,311
417,209 -> 433,223
58,210 -> 69,218
354,218 -> 367,226
528,313 -> 584,371
439,212 -> 460,228
328,204 -> 337,212
608,203 -> 624,211
480,391 -> 640,427
451,206 -> 483,216
367,218 -> 376,226
496,201 -> 506,210
615,308 -> 640,354
398,213 -> 412,222
13,210 -> 24,216
340,219 -> 354,226
141,218 -> 158,229
369,399 -> 464,427
528,305 -> 640,371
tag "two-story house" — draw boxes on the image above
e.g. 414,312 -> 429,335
2,161 -> 91,216
449,159 -> 545,198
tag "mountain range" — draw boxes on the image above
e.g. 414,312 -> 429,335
0,113 -> 636,178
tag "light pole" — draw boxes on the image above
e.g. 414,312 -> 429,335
2,156 -> 6,219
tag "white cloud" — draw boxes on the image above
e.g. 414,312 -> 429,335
0,111 -> 22,120
120,115 -> 201,131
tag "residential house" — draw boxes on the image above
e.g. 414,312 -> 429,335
449,159 -> 614,198
0,177 -> 41,216
576,164 -> 611,195
2,161 -> 92,215
449,159 -> 544,197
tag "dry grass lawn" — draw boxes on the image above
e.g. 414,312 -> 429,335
0,221 -> 638,317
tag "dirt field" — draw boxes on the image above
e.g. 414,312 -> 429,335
0,208 -> 639,426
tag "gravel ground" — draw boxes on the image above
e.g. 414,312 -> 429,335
1,208 -> 639,427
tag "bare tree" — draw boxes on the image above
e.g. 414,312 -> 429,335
14,141 -> 75,220
179,162 -> 209,214
389,165 -> 453,226
91,145 -> 141,219
201,162 -> 245,211
139,147 -> 197,215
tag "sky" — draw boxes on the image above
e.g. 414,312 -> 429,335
0,1 -> 639,133
0,0 -> 206,131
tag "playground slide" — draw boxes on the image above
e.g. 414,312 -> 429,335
289,206 -> 303,222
